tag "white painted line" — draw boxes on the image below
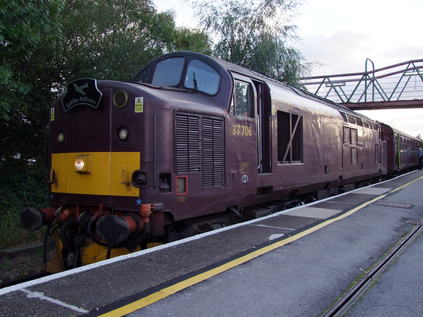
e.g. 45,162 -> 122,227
255,224 -> 295,231
0,170 -> 418,296
20,288 -> 88,314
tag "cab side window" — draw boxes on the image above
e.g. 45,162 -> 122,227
231,80 -> 254,117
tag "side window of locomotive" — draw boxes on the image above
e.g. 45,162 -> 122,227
152,57 -> 184,86
277,111 -> 303,163
184,60 -> 220,95
231,80 -> 254,117
343,127 -> 358,164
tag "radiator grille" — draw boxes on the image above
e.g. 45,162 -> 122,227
175,114 -> 200,173
202,117 -> 225,188
175,113 -> 225,188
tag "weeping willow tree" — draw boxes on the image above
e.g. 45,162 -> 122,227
192,0 -> 309,85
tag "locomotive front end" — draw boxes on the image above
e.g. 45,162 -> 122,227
21,78 -> 156,270
20,51 -> 233,271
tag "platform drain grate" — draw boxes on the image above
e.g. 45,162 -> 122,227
374,201 -> 414,209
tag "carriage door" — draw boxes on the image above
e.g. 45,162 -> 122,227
253,81 -> 271,173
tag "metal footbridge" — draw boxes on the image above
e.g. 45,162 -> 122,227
299,59 -> 423,110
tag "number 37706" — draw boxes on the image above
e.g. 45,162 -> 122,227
232,124 -> 253,136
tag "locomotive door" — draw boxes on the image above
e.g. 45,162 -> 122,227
253,80 -> 272,173
228,75 -> 258,196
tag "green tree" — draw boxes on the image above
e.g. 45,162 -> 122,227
58,0 -> 211,81
0,0 -> 62,163
0,0 -> 63,122
193,0 -> 307,85
0,0 -> 211,247
172,27 -> 211,55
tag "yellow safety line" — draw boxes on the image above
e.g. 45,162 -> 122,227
99,174 -> 423,317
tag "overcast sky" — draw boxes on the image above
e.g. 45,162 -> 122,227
154,0 -> 423,138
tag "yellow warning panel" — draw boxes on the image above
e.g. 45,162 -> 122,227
51,152 -> 140,197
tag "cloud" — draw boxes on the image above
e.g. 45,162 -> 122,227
300,30 -> 373,75
358,109 -> 423,138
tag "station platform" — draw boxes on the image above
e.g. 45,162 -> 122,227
1,171 -> 423,316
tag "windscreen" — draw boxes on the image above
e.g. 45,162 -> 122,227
151,57 -> 185,86
184,59 -> 220,95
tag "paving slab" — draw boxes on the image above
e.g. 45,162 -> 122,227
330,193 -> 376,204
313,200 -> 356,211
353,187 -> 392,195
284,206 -> 343,219
255,214 -> 319,230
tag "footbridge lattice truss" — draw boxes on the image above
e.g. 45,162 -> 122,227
299,59 -> 423,110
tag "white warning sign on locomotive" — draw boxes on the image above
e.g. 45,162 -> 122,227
135,97 -> 144,113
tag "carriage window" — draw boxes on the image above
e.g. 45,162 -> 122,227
277,111 -> 303,163
152,57 -> 184,86
184,60 -> 220,95
231,80 -> 254,117
351,128 -> 358,145
347,115 -> 356,124
343,127 -> 350,144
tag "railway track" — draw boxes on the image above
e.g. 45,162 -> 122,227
322,221 -> 423,317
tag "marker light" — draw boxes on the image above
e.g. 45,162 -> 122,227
118,126 -> 129,141
57,132 -> 64,143
113,90 -> 128,108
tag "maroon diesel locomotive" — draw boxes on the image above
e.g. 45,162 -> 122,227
21,51 -> 421,270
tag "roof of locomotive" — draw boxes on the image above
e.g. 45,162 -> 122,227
214,59 -> 375,120
142,51 -> 375,122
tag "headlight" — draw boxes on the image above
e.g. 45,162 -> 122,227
57,132 -> 64,143
113,90 -> 128,108
118,126 -> 129,141
74,156 -> 90,173
74,159 -> 85,171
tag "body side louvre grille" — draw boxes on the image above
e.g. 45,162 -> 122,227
175,112 -> 225,189
202,117 -> 225,188
175,113 -> 200,173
